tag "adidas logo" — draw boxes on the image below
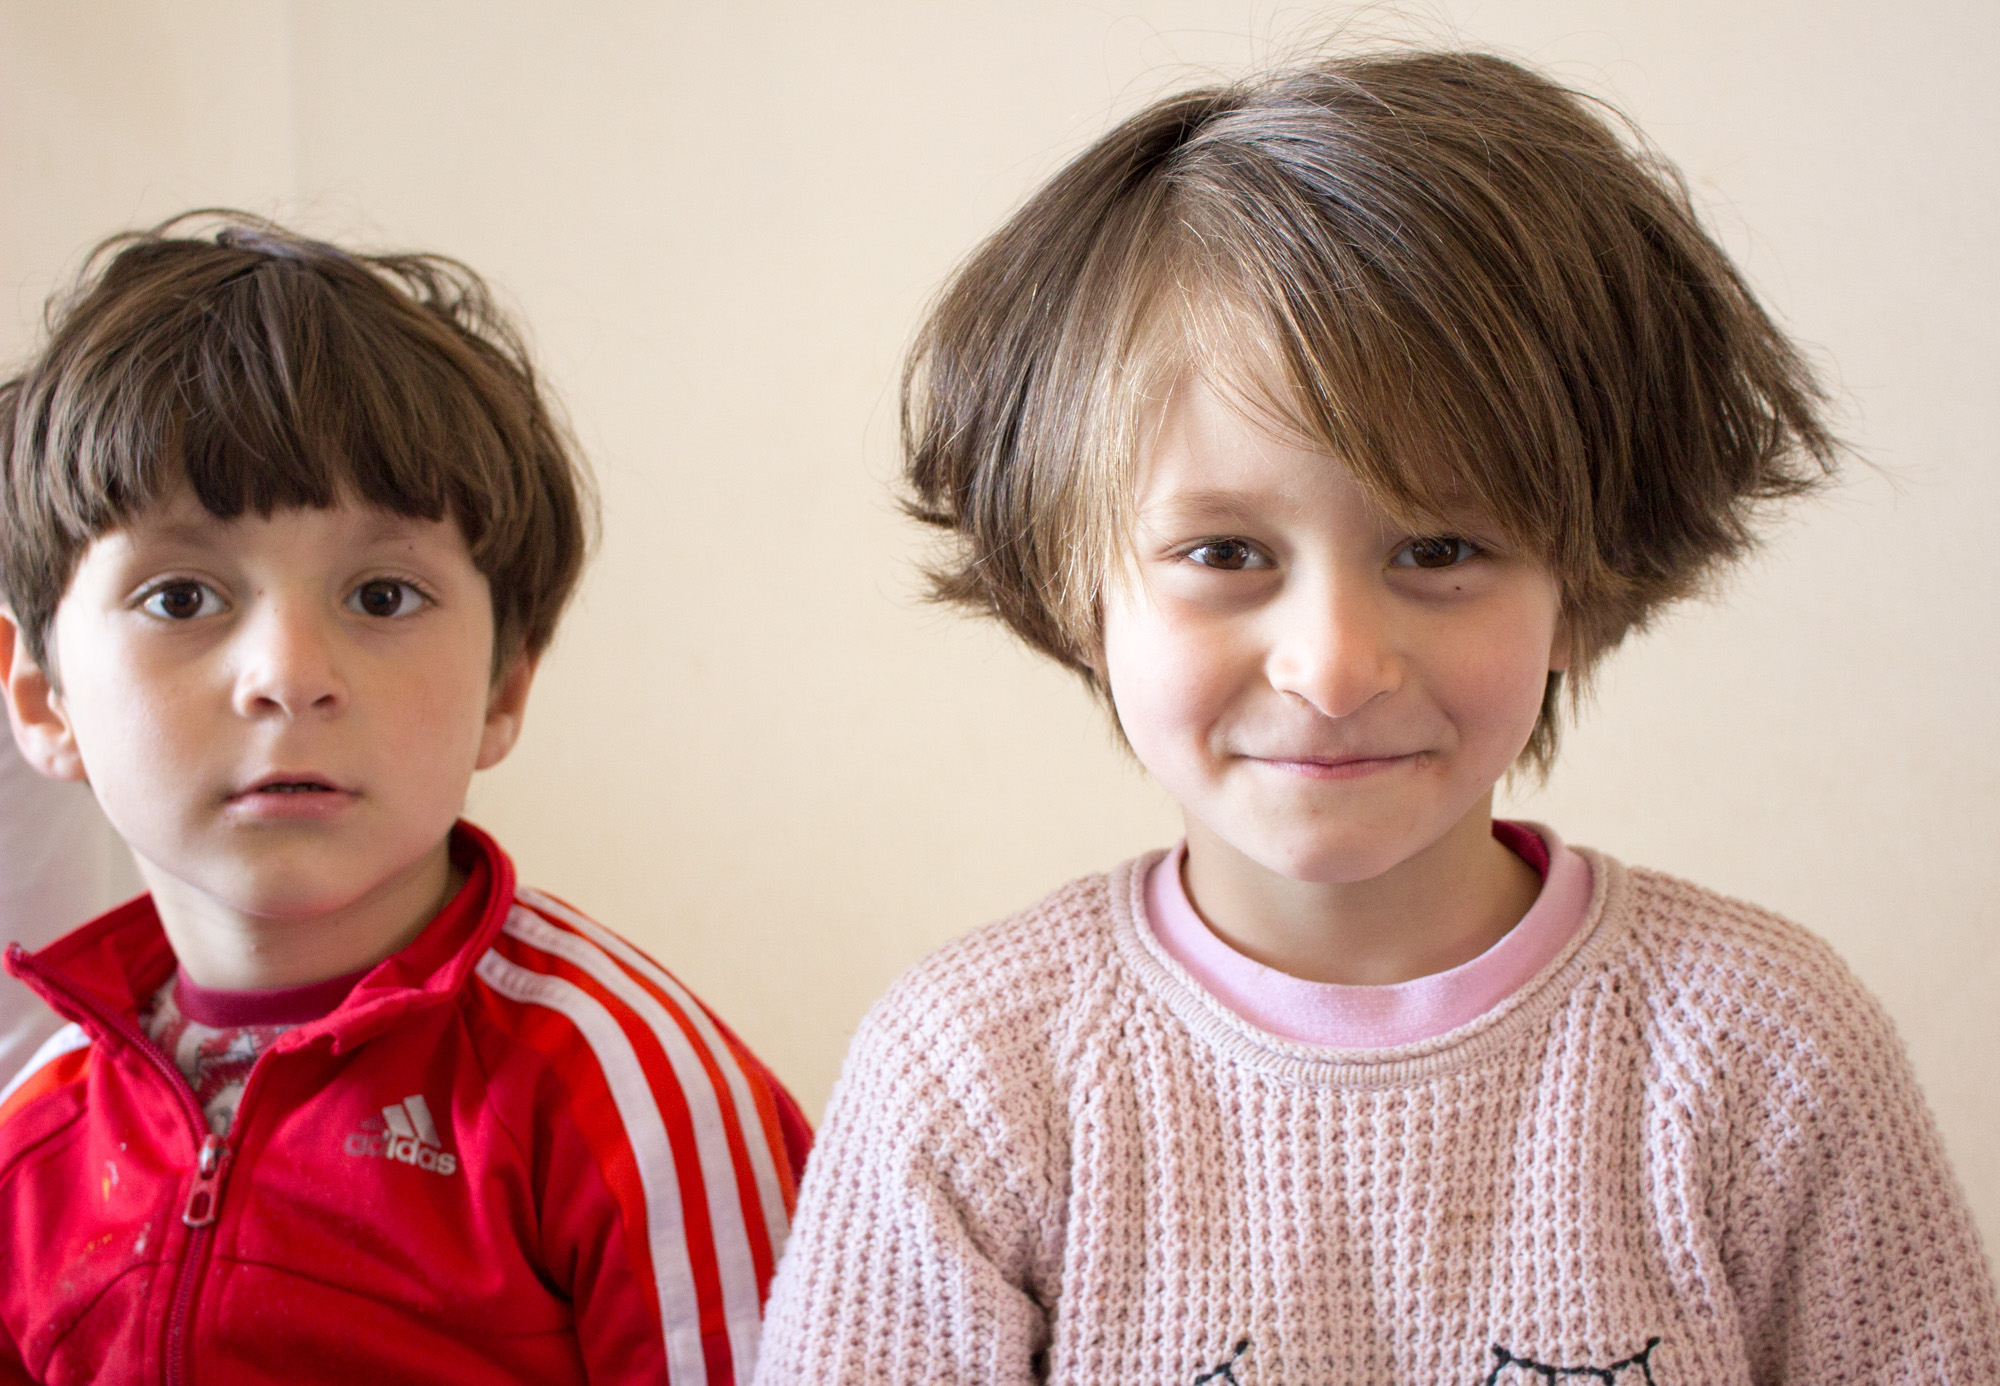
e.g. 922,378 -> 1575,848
343,1094 -> 459,1175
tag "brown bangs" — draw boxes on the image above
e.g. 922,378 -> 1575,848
1125,223 -> 1527,554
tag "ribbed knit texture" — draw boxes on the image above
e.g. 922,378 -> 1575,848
756,849 -> 1999,1385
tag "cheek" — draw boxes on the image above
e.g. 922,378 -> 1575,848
394,672 -> 490,758
1438,609 -> 1561,745
53,631 -> 179,774
413,666 -> 509,793
1101,594 -> 1239,763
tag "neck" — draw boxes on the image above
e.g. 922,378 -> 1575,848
137,841 -> 462,992
1180,797 -> 1541,986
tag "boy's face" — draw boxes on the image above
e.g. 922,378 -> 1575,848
1102,375 -> 1567,889
0,490 -> 530,927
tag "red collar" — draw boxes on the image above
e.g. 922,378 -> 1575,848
5,822 -> 518,1057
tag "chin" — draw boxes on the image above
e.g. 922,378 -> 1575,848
195,852 -> 397,920
224,879 -> 378,923
1239,832 -> 1413,886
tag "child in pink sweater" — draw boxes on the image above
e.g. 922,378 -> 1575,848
756,50 -> 1999,1384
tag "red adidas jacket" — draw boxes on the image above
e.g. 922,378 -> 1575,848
0,823 -> 811,1384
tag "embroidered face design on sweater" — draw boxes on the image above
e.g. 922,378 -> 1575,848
1188,1336 -> 1666,1385
1101,375 -> 1567,925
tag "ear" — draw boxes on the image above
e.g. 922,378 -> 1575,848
0,607 -> 86,782
475,652 -> 539,771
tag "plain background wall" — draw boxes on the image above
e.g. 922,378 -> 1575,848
4,1 -> 1995,1252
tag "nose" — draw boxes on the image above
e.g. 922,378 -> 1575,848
230,595 -> 347,719
1265,570 -> 1400,719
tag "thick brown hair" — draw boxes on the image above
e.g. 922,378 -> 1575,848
903,50 -> 1838,768
1,210 -> 594,677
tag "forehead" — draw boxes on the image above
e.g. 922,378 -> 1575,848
1137,375 -> 1325,505
1134,373 -> 1494,531
1121,266 -> 1510,526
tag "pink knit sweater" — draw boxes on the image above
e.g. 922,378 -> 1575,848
756,849 -> 1998,1384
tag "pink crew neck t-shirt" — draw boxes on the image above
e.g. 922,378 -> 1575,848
1143,821 -> 1592,1049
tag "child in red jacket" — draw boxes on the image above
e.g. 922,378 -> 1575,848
0,213 -> 809,1383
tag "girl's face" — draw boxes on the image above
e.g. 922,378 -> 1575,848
1101,375 -> 1567,889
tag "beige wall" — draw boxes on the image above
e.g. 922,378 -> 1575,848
5,1 -> 1995,1251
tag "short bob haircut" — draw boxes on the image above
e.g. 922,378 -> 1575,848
1,210 -> 594,680
903,50 -> 1838,770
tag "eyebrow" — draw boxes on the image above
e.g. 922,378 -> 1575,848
352,510 -> 447,545
1136,481 -> 1514,553
1135,487 -> 1278,530
125,513 -> 229,547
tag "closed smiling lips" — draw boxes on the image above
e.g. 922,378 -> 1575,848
1240,749 -> 1426,779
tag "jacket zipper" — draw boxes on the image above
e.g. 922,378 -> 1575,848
167,1049 -> 279,1385
163,1128 -> 232,1386
6,947 -> 234,1386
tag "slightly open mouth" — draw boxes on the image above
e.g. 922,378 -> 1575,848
226,778 -> 355,816
234,778 -> 349,800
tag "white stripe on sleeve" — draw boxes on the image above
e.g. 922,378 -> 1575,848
521,889 -> 792,1262
474,947 -> 707,1385
0,1021 -> 90,1108
501,903 -> 770,1383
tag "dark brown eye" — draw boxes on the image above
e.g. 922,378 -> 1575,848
350,580 -> 423,618
1186,539 -> 1263,571
140,581 -> 221,620
1397,536 -> 1475,569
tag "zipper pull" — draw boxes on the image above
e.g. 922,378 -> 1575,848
182,1133 -> 230,1227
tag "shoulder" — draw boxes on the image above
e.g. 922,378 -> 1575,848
1608,859 -> 1885,1024
796,865 -> 1143,1295
464,886 -> 803,1202
1597,858 -> 2000,1366
851,862 -> 1134,1079
819,859 -> 1148,1176
0,1021 -> 91,1140
470,887 -> 756,1070
1591,854 -> 1906,1097
463,888 -> 804,1379
0,1022 -> 93,1202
